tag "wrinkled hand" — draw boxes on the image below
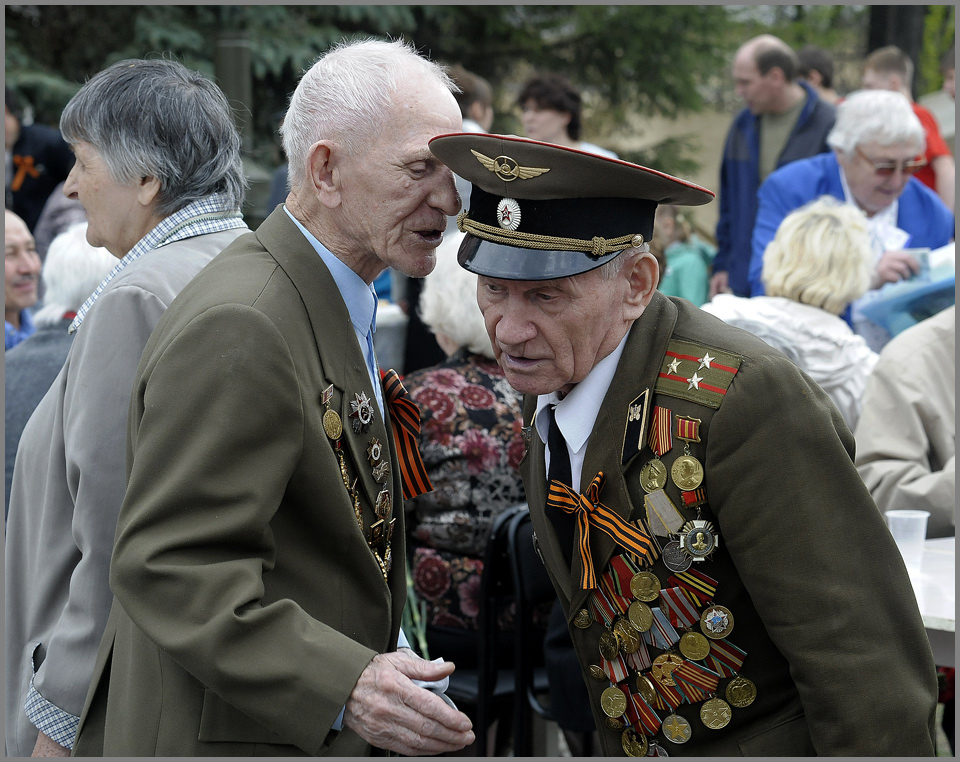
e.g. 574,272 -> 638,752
873,250 -> 920,288
709,270 -> 730,299
343,651 -> 474,755
32,731 -> 70,757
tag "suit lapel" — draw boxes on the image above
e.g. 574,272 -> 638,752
255,208 -> 393,583
568,293 -> 679,614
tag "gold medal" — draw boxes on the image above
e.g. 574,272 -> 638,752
599,630 -> 620,660
651,653 -> 684,687
671,454 -> 704,490
700,605 -> 734,640
622,728 -> 649,757
636,673 -> 657,704
605,716 -> 626,731
661,713 -> 692,744
600,685 -> 628,718
679,631 -> 711,661
628,600 -> 653,632
589,665 -> 607,682
323,409 -> 343,440
614,619 -> 640,654
640,458 -> 668,492
573,609 -> 592,629
630,571 -> 661,602
700,697 -> 732,729
725,675 -> 757,708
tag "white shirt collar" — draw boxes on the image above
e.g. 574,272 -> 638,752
534,325 -> 632,454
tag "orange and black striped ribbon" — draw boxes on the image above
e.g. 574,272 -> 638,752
546,471 -> 657,590
383,369 -> 433,500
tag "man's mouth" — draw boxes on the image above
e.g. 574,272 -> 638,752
415,228 -> 443,245
501,352 -> 541,370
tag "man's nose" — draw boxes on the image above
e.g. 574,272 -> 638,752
432,168 -> 461,217
495,306 -> 537,347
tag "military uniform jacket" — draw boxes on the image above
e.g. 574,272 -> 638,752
520,292 -> 938,756
72,208 -> 407,756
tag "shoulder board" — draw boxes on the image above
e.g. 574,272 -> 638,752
654,339 -> 742,409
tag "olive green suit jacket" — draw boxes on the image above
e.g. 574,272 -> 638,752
520,292 -> 938,756
73,208 -> 407,756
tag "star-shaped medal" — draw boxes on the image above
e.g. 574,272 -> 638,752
698,352 -> 714,370
666,357 -> 681,375
349,392 -> 374,433
687,372 -> 703,390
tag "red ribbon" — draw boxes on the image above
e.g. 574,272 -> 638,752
383,369 -> 433,500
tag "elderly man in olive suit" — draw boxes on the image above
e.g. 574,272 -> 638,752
71,40 -> 475,756
429,132 -> 939,755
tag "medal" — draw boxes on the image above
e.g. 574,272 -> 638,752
630,571 -> 661,602
644,490 -> 686,538
372,460 -> 390,483
589,664 -> 607,682
375,487 -> 391,519
601,685 -> 628,718
661,714 -> 692,744
349,391 -> 375,433
636,673 -> 657,704
648,741 -> 670,756
605,716 -> 626,731
671,455 -> 704,491
699,697 -> 732,730
323,409 -> 343,440
599,630 -> 621,660
640,459 -> 668,492
679,631 -> 711,661
369,518 -> 385,547
622,728 -> 649,757
628,600 -> 654,632
614,618 -> 641,654
700,605 -> 734,640
660,540 -> 692,573
672,416 -> 703,490
574,608 -> 592,629
678,519 -> 719,562
651,653 -> 684,687
725,675 -> 757,708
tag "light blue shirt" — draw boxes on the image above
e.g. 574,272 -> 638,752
283,207 -> 384,415
5,309 -> 35,350
283,207 -> 409,733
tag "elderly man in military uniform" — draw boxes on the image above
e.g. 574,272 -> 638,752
429,132 -> 939,755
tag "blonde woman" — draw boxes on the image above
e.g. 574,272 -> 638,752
702,195 -> 878,428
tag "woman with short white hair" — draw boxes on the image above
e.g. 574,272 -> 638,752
703,196 -> 878,429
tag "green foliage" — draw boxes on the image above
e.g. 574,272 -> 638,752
918,5 -> 955,96
619,135 -> 703,180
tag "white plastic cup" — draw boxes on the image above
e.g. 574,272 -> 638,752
885,509 -> 929,571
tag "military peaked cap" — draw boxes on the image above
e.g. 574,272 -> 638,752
429,132 -> 715,280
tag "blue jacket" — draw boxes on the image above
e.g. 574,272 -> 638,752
714,81 -> 835,296
749,152 -> 956,296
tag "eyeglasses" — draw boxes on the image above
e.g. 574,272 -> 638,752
855,146 -> 927,176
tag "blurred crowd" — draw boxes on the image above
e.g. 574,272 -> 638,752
4,30 -> 955,758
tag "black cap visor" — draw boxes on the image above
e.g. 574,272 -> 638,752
458,233 -> 624,281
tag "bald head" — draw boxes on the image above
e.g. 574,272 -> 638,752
733,35 -> 803,115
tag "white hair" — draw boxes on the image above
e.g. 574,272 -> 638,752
826,89 -> 925,156
280,38 -> 456,189
419,230 -> 495,359
33,223 -> 116,328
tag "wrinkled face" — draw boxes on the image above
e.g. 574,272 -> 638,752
520,100 -> 572,143
4,211 -> 41,321
732,51 -> 778,115
62,142 -> 153,258
476,267 -> 634,396
334,73 -> 461,280
838,140 -> 920,216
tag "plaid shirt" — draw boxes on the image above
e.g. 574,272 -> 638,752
69,193 -> 246,334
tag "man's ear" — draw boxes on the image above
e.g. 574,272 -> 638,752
305,140 -> 342,209
137,175 -> 162,208
622,249 -> 660,319
767,66 -> 787,87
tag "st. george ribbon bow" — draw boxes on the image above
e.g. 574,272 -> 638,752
383,369 -> 434,500
546,471 -> 657,590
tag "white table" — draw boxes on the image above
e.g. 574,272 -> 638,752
908,537 -> 955,667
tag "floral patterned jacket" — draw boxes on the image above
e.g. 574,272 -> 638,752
404,350 -> 526,630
